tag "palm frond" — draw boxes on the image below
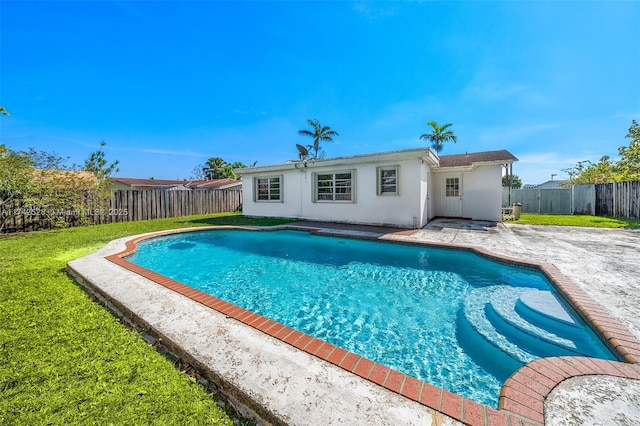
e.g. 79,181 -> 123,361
421,121 -> 456,153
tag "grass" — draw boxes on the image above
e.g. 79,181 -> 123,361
510,213 -> 640,229
0,213 -> 295,425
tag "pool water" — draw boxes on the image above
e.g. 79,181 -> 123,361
127,229 -> 617,407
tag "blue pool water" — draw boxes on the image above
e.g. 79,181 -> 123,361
126,229 -> 618,407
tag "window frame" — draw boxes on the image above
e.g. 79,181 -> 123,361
254,175 -> 283,202
313,170 -> 356,203
377,165 -> 400,196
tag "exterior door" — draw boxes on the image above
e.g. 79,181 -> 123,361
442,175 -> 462,217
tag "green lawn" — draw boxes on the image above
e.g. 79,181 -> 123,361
0,213 -> 294,425
510,213 -> 640,229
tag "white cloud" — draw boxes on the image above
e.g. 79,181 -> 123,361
610,111 -> 640,120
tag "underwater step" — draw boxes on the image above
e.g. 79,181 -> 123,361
486,287 -> 586,357
463,285 -> 619,365
455,309 -> 523,382
463,285 -> 617,363
462,286 -> 539,365
515,289 -> 582,338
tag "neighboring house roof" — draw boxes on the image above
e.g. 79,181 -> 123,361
111,177 -> 241,190
112,178 -> 189,188
529,180 -> 570,189
437,150 -> 518,168
191,178 -> 241,189
34,169 -> 99,189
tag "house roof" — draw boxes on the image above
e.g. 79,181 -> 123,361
438,150 -> 518,168
34,169 -> 99,189
192,178 -> 240,189
529,179 -> 569,189
236,147 -> 440,174
235,148 -> 517,175
113,178 -> 189,187
112,177 -> 240,189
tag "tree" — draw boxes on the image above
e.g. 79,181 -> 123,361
0,106 -> 9,116
0,142 -> 120,232
202,157 -> 246,180
203,157 -> 227,180
190,165 -> 207,180
25,148 -> 70,170
616,119 -> 640,181
1,145 -> 36,231
502,174 -> 522,189
564,120 -> 640,184
419,121 -> 457,154
570,157 -> 616,184
83,141 -> 120,187
297,119 -> 339,159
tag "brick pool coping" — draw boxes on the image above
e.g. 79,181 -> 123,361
103,224 -> 640,426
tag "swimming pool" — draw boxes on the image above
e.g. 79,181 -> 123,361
126,229 -> 618,407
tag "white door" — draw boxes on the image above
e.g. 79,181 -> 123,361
442,175 -> 462,217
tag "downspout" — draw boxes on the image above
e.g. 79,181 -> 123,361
509,163 -> 513,206
300,169 -> 304,218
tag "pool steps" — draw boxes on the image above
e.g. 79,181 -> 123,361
487,288 -> 585,355
459,286 -> 616,373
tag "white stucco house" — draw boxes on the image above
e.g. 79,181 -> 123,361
235,148 -> 517,228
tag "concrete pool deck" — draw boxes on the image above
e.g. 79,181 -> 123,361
67,220 -> 640,425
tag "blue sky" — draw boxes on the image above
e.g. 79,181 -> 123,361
1,1 -> 639,185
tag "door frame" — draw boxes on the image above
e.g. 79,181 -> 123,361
441,174 -> 463,217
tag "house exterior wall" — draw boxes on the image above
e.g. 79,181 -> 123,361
241,158 -> 429,228
432,165 -> 503,221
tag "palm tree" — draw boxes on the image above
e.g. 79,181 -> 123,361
298,119 -> 339,159
419,121 -> 457,154
203,157 -> 226,180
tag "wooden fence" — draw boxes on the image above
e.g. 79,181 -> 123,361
506,181 -> 640,221
595,181 -> 640,220
1,189 -> 243,233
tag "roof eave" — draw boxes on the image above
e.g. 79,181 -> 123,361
236,148 -> 436,175
434,158 -> 518,172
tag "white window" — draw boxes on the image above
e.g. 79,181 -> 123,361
255,176 -> 282,202
314,171 -> 355,202
445,177 -> 460,197
377,166 -> 399,195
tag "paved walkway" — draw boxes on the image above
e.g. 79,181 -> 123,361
68,219 -> 640,425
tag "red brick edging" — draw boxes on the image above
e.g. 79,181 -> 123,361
105,225 -> 640,426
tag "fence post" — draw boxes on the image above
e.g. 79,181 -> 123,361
571,185 -> 574,214
613,183 -> 617,218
